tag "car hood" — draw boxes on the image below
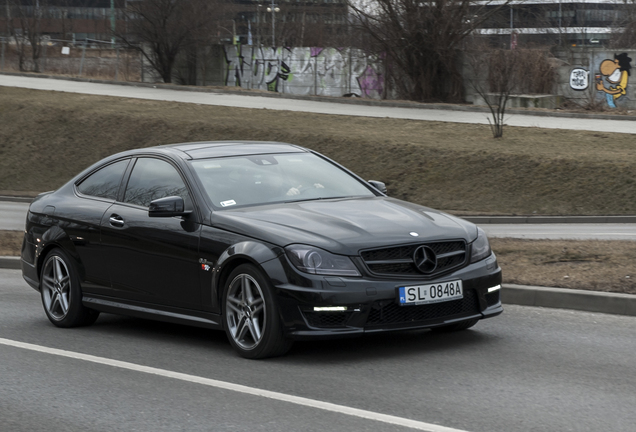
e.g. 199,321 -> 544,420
209,197 -> 478,256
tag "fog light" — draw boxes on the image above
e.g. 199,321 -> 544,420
488,285 -> 502,293
313,306 -> 348,312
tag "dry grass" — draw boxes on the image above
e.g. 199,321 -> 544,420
2,229 -> 634,294
0,231 -> 22,256
1,87 -> 636,214
492,238 -> 636,294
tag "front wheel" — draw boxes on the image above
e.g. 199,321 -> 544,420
223,264 -> 292,359
40,249 -> 99,328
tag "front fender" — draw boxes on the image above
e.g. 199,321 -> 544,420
207,241 -> 284,314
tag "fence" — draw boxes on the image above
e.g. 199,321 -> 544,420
0,37 -> 142,82
0,38 -> 387,100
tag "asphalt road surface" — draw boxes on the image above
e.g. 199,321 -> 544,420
0,201 -> 30,231
2,201 -> 636,241
481,223 -> 636,241
1,75 -> 636,134
1,268 -> 635,432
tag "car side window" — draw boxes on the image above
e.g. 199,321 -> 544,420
76,159 -> 129,200
123,158 -> 191,208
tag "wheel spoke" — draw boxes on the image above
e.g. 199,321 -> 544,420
54,259 -> 64,283
243,276 -> 253,303
227,301 -> 242,314
249,297 -> 264,313
249,317 -> 262,341
42,274 -> 56,287
235,316 -> 250,341
59,292 -> 70,313
50,292 -> 61,313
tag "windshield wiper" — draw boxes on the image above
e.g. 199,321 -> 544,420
284,196 -> 351,204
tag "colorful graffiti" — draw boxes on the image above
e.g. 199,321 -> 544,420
224,46 -> 384,99
595,53 -> 632,108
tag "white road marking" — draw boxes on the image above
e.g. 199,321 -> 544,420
0,337 -> 469,432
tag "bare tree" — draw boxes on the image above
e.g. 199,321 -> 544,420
116,0 -> 213,83
349,0 -> 511,102
468,46 -> 556,138
611,0 -> 636,48
6,0 -> 45,72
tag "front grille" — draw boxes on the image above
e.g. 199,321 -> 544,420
366,290 -> 478,327
303,311 -> 352,328
360,241 -> 467,277
485,290 -> 501,307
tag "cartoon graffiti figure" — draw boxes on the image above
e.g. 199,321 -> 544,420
596,53 -> 632,108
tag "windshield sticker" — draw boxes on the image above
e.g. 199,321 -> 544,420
220,200 -> 237,207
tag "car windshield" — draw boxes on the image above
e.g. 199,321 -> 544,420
190,152 -> 376,208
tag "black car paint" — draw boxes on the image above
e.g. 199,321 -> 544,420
22,141 -> 502,341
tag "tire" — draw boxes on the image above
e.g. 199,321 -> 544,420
40,249 -> 100,328
223,264 -> 292,359
431,318 -> 479,333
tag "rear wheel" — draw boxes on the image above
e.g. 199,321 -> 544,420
223,264 -> 292,359
40,249 -> 99,327
431,318 -> 479,333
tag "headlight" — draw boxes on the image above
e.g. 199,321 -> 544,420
470,227 -> 492,263
285,245 -> 361,277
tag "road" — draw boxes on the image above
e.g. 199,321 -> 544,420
2,201 -> 636,240
0,201 -> 29,231
1,75 -> 635,134
482,223 -> 636,241
1,268 -> 635,432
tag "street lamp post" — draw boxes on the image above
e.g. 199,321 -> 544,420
266,0 -> 279,47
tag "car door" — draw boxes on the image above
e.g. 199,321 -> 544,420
63,158 -> 131,294
99,157 -> 202,310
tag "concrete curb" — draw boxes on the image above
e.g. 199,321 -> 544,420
0,256 -> 20,270
3,71 -> 636,123
502,284 -> 636,317
0,195 -> 34,203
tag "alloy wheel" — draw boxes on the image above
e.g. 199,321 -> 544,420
42,255 -> 72,321
225,273 -> 267,350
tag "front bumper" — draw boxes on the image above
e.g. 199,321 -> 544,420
264,253 -> 503,340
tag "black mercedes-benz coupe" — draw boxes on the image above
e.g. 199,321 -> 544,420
21,141 -> 502,358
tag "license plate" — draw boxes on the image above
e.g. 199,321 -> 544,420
398,280 -> 463,306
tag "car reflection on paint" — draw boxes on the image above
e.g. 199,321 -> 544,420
21,141 -> 502,358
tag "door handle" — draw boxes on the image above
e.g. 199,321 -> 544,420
109,215 -> 125,227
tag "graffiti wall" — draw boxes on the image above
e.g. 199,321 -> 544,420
223,46 -> 384,99
557,49 -> 636,109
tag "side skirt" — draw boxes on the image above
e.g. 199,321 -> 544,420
82,296 -> 223,330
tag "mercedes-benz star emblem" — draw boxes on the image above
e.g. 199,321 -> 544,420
413,246 -> 437,273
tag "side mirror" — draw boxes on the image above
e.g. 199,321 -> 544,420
148,196 -> 190,218
368,180 -> 387,195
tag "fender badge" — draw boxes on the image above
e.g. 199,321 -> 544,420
201,264 -> 211,271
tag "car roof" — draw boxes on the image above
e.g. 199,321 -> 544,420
155,141 -> 308,160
